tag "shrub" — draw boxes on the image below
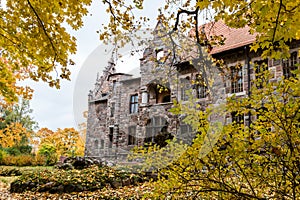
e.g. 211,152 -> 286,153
18,145 -> 32,154
1,154 -> 45,166
38,144 -> 58,166
4,147 -> 21,156
0,149 -> 7,163
10,165 -> 148,193
33,154 -> 47,166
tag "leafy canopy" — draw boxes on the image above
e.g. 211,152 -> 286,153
0,0 -> 92,102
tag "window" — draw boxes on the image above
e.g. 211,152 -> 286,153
94,140 -> 98,148
110,102 -> 115,117
148,83 -> 171,104
231,111 -> 244,124
231,65 -> 243,93
179,121 -> 197,145
254,60 -> 268,89
112,80 -> 117,92
100,140 -> 104,149
195,75 -> 208,99
156,48 -> 164,63
130,94 -> 138,113
128,126 -> 136,145
109,127 -> 113,148
145,116 -> 168,144
180,78 -> 190,101
283,52 -> 298,78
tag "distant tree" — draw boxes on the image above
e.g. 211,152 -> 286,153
37,127 -> 85,158
0,98 -> 38,131
0,99 -> 37,153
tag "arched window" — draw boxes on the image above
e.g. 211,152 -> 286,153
148,83 -> 171,104
94,140 -> 99,148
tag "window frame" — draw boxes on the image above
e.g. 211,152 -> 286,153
254,59 -> 268,89
145,116 -> 167,144
230,65 -> 243,94
180,77 -> 190,101
231,111 -> 244,125
283,51 -> 298,79
128,126 -> 137,145
195,75 -> 208,99
129,94 -> 139,114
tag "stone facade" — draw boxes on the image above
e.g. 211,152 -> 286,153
85,21 -> 300,161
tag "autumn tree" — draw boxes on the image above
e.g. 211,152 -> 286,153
37,127 -> 84,160
0,98 -> 37,131
100,0 -> 300,199
0,98 -> 37,154
0,0 -> 92,103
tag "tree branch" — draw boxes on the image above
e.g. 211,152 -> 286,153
26,0 -> 57,65
272,0 -> 283,43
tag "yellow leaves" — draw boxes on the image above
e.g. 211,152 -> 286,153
0,122 -> 30,148
0,0 -> 92,103
37,127 -> 85,158
196,0 -> 210,10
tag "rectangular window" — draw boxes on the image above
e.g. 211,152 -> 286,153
254,60 -> 268,89
130,94 -> 138,113
100,140 -> 104,149
231,65 -> 243,93
195,75 -> 208,99
180,78 -> 190,101
145,117 -> 167,144
109,127 -> 113,148
112,80 -> 117,92
110,102 -> 115,117
283,52 -> 298,79
231,111 -> 244,124
128,126 -> 136,145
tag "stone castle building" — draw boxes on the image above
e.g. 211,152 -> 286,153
85,21 -> 300,160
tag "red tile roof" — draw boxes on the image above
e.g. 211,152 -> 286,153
201,21 -> 257,54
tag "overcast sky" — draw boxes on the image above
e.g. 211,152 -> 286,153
28,1 -> 163,131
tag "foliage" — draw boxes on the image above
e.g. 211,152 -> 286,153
0,149 -> 6,162
10,165 -> 149,194
0,154 -> 47,166
0,0 -> 92,103
36,127 -> 85,160
100,0 -> 300,60
97,0 -> 300,199
0,99 -> 37,152
0,98 -> 37,131
38,144 -> 57,166
9,182 -> 154,199
134,75 -> 299,199
0,122 -> 31,148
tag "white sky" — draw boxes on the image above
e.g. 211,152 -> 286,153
29,1 -> 164,131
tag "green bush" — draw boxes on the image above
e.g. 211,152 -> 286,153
0,149 -> 7,163
4,147 -> 21,156
38,144 -> 58,166
18,145 -> 32,154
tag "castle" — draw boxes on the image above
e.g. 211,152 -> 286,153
84,21 -> 300,161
